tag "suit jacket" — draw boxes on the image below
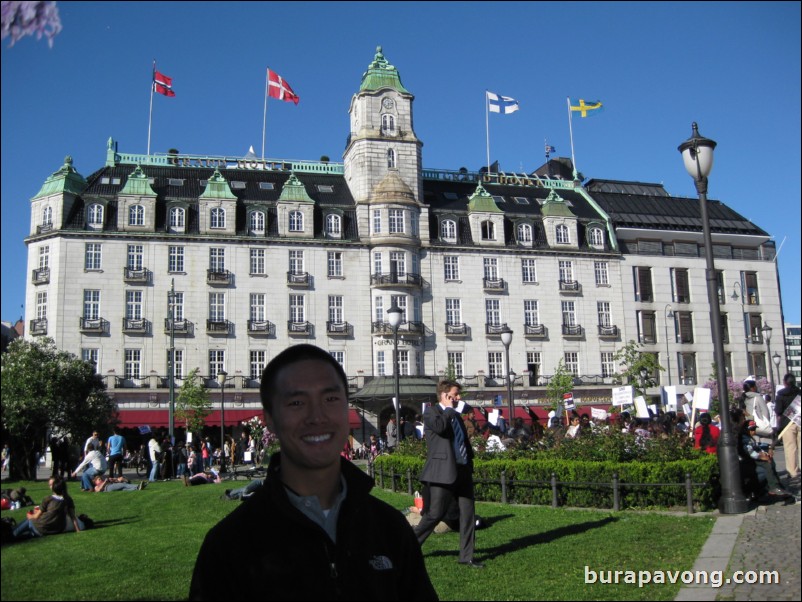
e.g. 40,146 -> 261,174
419,404 -> 473,486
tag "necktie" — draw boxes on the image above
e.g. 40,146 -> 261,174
451,414 -> 468,465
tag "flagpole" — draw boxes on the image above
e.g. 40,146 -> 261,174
566,97 -> 578,179
147,60 -> 155,157
485,91 -> 491,177
262,68 -> 269,160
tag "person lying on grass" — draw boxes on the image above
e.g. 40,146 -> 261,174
92,475 -> 147,492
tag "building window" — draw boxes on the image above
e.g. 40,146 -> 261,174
124,349 -> 141,380
397,350 -> 410,375
127,244 -> 143,270
481,220 -> 495,241
522,259 -> 537,283
169,291 -> 184,321
250,350 -> 266,381
169,207 -> 185,230
485,299 -> 500,326
562,301 -> 576,327
594,262 -> 609,286
601,352 -> 615,378
672,268 -> 690,303
716,271 -> 726,304
209,248 -> 226,272
167,349 -> 183,380
445,298 -> 461,325
36,291 -> 47,320
524,300 -> 540,326
126,290 -> 143,320
720,313 -> 730,344
128,205 -> 144,226
488,352 -> 504,380
374,296 -> 384,323
373,252 -> 382,276
210,207 -> 226,229
381,114 -> 395,133
677,311 -> 694,343
559,260 -> 574,283
168,246 -> 184,273
387,148 -> 396,169
326,214 -> 342,238
289,210 -> 304,232
289,250 -> 304,275
444,256 -> 460,281
372,209 -> 381,234
289,294 -> 305,323
38,245 -> 50,269
748,313 -> 764,343
250,293 -> 266,322
634,266 -> 654,302
447,352 -> 464,379
249,211 -> 265,234
527,352 -> 542,384
483,257 -> 499,281
410,212 -> 419,237
597,302 -> 612,328
85,243 -> 102,270
250,248 -> 265,275
209,293 -> 226,322
328,251 -> 343,277
82,348 -> 99,372
377,351 -> 386,376
209,350 -> 225,380
390,251 -> 406,277
589,227 -> 604,247
389,209 -> 404,234
441,219 -> 457,242
556,224 -> 570,244
330,351 -> 345,370
329,296 -> 344,324
83,290 -> 100,319
42,206 -> 53,226
391,295 -> 407,320
88,204 -> 104,227
742,271 -> 760,305
678,353 -> 697,385
517,223 -> 532,244
564,352 -> 579,376
637,310 -> 657,344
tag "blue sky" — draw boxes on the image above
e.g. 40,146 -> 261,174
2,1 -> 800,327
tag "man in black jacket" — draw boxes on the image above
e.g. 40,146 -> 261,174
775,373 -> 800,481
189,345 -> 437,601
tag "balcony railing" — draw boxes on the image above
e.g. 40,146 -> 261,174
164,318 -> 193,335
32,267 -> 50,284
36,224 -> 53,234
371,321 -> 424,337
524,323 -> 547,338
286,272 -> 310,287
288,321 -> 313,335
562,324 -> 583,337
326,321 -> 353,336
445,323 -> 469,337
122,318 -> 150,335
559,280 -> 582,293
206,319 -> 232,334
207,269 -> 232,285
639,334 -> 657,344
123,267 -> 151,284
30,318 -> 47,336
750,333 -> 764,344
598,324 -> 619,338
370,272 -> 423,287
79,317 -> 109,334
485,322 -> 510,335
247,320 -> 276,336
483,278 -> 506,291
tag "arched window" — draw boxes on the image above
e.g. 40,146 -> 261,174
556,224 -> 570,244
481,220 -> 495,241
210,207 -> 226,229
169,207 -> 185,230
326,214 -> 342,237
42,206 -> 52,226
87,204 -> 104,226
249,210 -> 265,234
517,223 -> 532,243
589,227 -> 604,247
289,210 -> 304,232
129,204 -> 144,226
381,114 -> 395,134
440,219 -> 457,242
387,148 -> 396,169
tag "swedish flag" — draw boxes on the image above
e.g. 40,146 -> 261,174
569,98 -> 603,118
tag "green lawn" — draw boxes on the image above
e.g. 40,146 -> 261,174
1,477 -> 714,601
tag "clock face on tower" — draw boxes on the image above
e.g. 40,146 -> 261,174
382,98 -> 394,109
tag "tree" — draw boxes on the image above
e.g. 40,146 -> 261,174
546,360 -> 574,412
1,1 -> 63,48
613,340 -> 663,398
175,368 -> 212,435
1,337 -> 113,479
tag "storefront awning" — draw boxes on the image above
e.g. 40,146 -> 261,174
115,409 -> 264,429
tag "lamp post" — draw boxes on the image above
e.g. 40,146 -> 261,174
664,304 -> 674,385
731,282 -> 750,376
772,352 -> 782,389
217,369 -> 227,473
387,304 -> 403,444
678,123 -> 748,513
761,324 -> 775,396
500,326 -> 514,428
168,278 -> 176,444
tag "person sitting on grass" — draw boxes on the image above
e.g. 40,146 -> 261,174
12,478 -> 81,540
186,468 -> 222,486
92,475 -> 147,492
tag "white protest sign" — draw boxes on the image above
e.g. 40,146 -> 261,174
683,403 -> 692,417
612,386 -> 634,407
634,396 -> 650,418
692,388 -> 711,411
784,396 -> 801,428
591,407 -> 608,421
649,404 -> 659,416
488,409 -> 500,426
663,386 -> 677,412
456,400 -> 466,413
684,391 -> 694,403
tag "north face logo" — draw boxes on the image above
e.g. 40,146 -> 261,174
368,555 -> 393,571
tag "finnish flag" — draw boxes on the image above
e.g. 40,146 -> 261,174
487,91 -> 519,114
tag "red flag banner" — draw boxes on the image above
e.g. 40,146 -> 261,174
267,68 -> 299,104
154,70 -> 175,97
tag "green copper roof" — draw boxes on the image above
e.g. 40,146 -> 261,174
33,156 -> 87,199
467,182 -> 501,213
278,173 -> 314,203
199,169 -> 238,200
119,165 -> 156,196
359,46 -> 411,94
540,189 -> 576,217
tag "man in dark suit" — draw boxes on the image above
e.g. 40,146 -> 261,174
414,380 -> 483,568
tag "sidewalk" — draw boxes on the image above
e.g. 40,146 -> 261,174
675,446 -> 801,601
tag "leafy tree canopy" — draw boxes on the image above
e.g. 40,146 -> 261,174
546,360 -> 574,412
613,340 -> 663,397
176,367 -> 212,435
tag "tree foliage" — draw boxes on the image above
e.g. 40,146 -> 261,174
1,337 -> 113,479
546,360 -> 574,412
175,368 -> 212,435
613,340 -> 663,397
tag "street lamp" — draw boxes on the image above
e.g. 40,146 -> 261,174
761,324 -> 775,396
772,352 -> 782,389
168,278 -> 176,445
664,304 -> 674,385
500,326 -> 514,428
731,282 -> 750,376
678,123 -> 748,513
387,303 -> 403,444
217,369 -> 227,473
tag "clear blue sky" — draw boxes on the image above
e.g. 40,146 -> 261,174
2,1 -> 800,327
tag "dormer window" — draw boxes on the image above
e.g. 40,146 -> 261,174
517,223 -> 532,244
381,114 -> 396,134
387,148 -> 396,169
481,220 -> 495,241
556,224 -> 570,244
289,210 -> 304,232
441,219 -> 457,242
87,204 -> 104,228
169,207 -> 185,231
42,206 -> 53,226
210,207 -> 226,229
259,182 -> 275,190
230,181 -> 246,190
589,227 -> 604,247
249,210 -> 265,234
326,214 -> 342,238
129,204 -> 144,226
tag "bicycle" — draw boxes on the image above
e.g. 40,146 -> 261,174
130,451 -> 149,477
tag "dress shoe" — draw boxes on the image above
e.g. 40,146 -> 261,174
458,560 -> 485,568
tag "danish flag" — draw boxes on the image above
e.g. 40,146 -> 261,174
267,68 -> 299,105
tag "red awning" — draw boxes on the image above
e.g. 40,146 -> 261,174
348,409 -> 363,429
115,409 -> 263,429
